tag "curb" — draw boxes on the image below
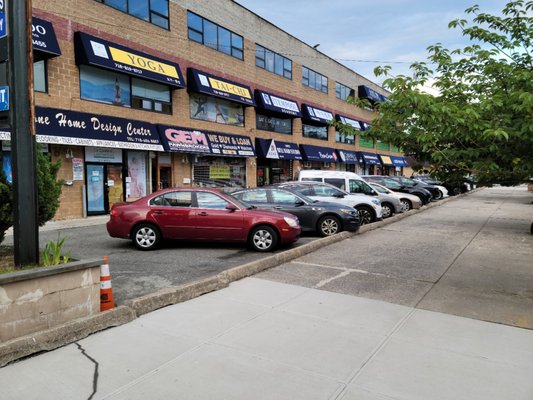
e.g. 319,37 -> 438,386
0,189 -> 479,367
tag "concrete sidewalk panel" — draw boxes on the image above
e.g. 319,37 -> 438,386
104,344 -> 343,400
256,261 -> 343,288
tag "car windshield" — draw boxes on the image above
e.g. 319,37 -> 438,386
400,177 -> 417,185
226,193 -> 255,209
371,184 -> 388,194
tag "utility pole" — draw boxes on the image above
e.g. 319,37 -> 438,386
6,0 -> 39,266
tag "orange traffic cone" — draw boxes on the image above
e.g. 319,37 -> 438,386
100,256 -> 115,311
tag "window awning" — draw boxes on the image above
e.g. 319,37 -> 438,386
358,85 -> 388,102
158,125 -> 255,157
74,32 -> 185,88
335,114 -> 365,131
300,144 -> 339,162
255,138 -> 302,160
379,154 -> 394,166
34,107 -> 164,151
254,90 -> 301,117
32,17 -> 61,59
336,149 -> 360,164
187,68 -> 255,106
358,151 -> 381,165
390,155 -> 409,167
301,104 -> 334,125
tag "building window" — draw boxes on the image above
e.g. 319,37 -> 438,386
303,124 -> 328,140
302,66 -> 328,93
187,11 -> 243,60
80,65 -> 171,113
190,93 -> 244,127
336,82 -> 353,101
359,136 -> 375,148
335,130 -> 355,144
255,44 -> 292,79
96,0 -> 169,29
256,114 -> 292,134
34,60 -> 47,93
377,141 -> 390,151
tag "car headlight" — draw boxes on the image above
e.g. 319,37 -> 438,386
371,199 -> 381,206
311,207 -> 325,212
339,208 -> 355,215
284,216 -> 299,228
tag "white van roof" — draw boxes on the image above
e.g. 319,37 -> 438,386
298,169 -> 363,179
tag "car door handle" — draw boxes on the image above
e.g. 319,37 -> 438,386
152,211 -> 164,215
198,212 -> 209,216
273,206 -> 283,210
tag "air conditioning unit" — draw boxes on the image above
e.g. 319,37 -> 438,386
323,162 -> 331,168
303,161 -> 312,168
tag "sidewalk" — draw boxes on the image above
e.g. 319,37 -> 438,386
4,215 -> 108,237
1,186 -> 532,400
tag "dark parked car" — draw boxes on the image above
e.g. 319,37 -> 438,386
231,187 -> 360,236
413,174 -> 471,196
107,188 -> 301,252
362,175 -> 433,205
392,176 -> 442,200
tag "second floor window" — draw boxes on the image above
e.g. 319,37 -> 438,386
188,11 -> 243,60
255,44 -> 292,79
302,66 -> 328,93
97,0 -> 169,29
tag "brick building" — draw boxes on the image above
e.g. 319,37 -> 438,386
1,0 -> 409,220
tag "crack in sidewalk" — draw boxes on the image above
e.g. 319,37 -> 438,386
75,342 -> 99,400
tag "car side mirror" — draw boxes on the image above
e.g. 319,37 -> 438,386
333,193 -> 345,198
371,190 -> 378,196
226,203 -> 238,212
294,200 -> 306,207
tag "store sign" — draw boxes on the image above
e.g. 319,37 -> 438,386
35,107 -> 164,151
336,114 -> 364,131
74,32 -> 185,88
337,150 -> 359,164
358,85 -> 388,102
158,125 -> 255,158
256,138 -> 302,160
299,144 -> 339,162
85,147 -> 123,163
209,166 -> 230,179
255,90 -> 301,117
379,155 -> 394,166
187,68 -> 255,106
301,104 -> 334,125
390,155 -> 408,167
32,17 -> 61,57
358,151 -> 381,165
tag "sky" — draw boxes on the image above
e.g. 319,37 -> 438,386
234,0 -> 507,87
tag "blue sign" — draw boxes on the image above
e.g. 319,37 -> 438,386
358,151 -> 381,165
34,107 -> 164,151
299,144 -> 339,163
336,150 -> 360,164
187,68 -> 255,106
256,138 -> 302,160
390,155 -> 409,167
32,17 -> 62,57
0,86 -> 8,111
255,90 -> 301,117
0,10 -> 6,40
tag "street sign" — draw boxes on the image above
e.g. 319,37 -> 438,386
0,85 -> 8,111
0,0 -> 6,39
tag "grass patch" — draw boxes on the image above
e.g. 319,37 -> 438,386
0,246 -> 73,275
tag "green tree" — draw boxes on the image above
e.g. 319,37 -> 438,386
0,146 -> 63,245
340,1 -> 533,186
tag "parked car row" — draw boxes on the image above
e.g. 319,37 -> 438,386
106,170 -> 452,253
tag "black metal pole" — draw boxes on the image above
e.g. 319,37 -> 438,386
8,0 -> 39,266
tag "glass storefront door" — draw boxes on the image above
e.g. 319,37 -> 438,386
86,163 -> 124,215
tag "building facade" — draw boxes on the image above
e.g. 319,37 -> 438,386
1,0 -> 410,220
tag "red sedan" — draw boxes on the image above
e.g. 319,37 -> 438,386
106,188 -> 301,251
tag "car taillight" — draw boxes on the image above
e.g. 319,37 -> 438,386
110,208 -> 119,217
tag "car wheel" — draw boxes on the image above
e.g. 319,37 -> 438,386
318,215 -> 341,236
132,223 -> 161,251
356,205 -> 375,225
452,187 -> 462,196
400,199 -> 412,211
381,203 -> 393,218
249,225 -> 278,252
434,190 -> 443,200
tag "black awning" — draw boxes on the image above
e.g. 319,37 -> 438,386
158,125 -> 255,157
254,90 -> 301,117
32,17 -> 61,59
335,114 -> 365,131
187,68 -> 255,106
74,32 -> 185,88
256,138 -> 302,160
336,150 -> 360,164
300,144 -> 339,162
358,85 -> 388,102
301,104 -> 334,125
358,151 -> 381,165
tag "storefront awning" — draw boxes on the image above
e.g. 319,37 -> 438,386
32,17 -> 61,59
158,126 -> 255,157
187,68 -> 255,106
358,85 -> 388,103
74,32 -> 185,88
358,151 -> 381,165
336,150 -> 360,164
301,104 -> 334,125
390,155 -> 409,167
256,138 -> 302,160
35,107 -> 164,151
254,90 -> 301,117
335,114 -> 365,131
300,144 -> 339,163
379,154 -> 394,166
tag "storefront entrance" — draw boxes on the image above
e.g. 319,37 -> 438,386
86,163 -> 123,215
